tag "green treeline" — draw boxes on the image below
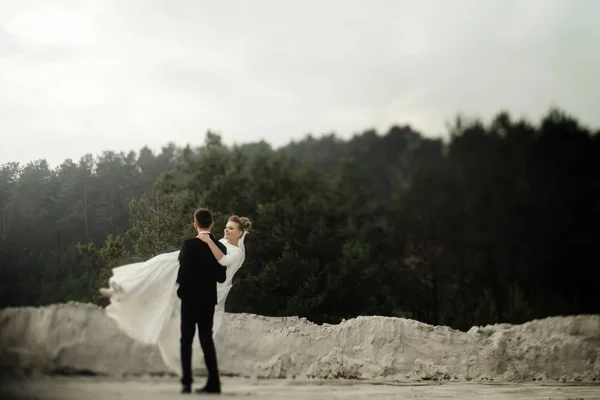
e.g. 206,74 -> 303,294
0,108 -> 598,330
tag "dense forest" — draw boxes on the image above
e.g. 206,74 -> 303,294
0,108 -> 598,331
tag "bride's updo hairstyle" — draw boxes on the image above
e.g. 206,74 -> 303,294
229,215 -> 252,232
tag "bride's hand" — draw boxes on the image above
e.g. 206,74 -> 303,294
196,232 -> 210,243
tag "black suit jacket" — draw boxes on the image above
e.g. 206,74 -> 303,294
176,233 -> 227,305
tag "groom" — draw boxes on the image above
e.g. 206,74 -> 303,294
176,208 -> 228,394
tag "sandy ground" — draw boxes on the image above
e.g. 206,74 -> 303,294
0,376 -> 599,400
3,304 -> 599,383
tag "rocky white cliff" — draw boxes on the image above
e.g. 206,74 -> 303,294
0,302 -> 598,382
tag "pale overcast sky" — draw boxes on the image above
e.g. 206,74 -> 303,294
1,0 -> 599,167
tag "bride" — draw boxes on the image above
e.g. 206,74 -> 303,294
99,214 -> 252,376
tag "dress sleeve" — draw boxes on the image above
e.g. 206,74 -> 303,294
213,234 -> 227,254
218,247 -> 242,267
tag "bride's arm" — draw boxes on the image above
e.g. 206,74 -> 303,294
213,235 -> 228,255
203,237 -> 225,261
201,236 -> 241,267
216,247 -> 242,267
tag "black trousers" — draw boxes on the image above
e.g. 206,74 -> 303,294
180,300 -> 220,386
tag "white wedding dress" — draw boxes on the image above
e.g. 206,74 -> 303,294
103,232 -> 246,376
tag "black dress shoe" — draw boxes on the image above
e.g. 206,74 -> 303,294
195,382 -> 221,394
181,384 -> 191,393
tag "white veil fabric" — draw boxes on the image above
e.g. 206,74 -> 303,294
104,233 -> 247,376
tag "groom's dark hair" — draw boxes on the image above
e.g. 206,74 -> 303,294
194,208 -> 213,229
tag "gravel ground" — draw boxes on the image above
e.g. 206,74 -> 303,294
0,376 -> 599,400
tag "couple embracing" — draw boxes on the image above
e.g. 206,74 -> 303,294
100,208 -> 252,395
